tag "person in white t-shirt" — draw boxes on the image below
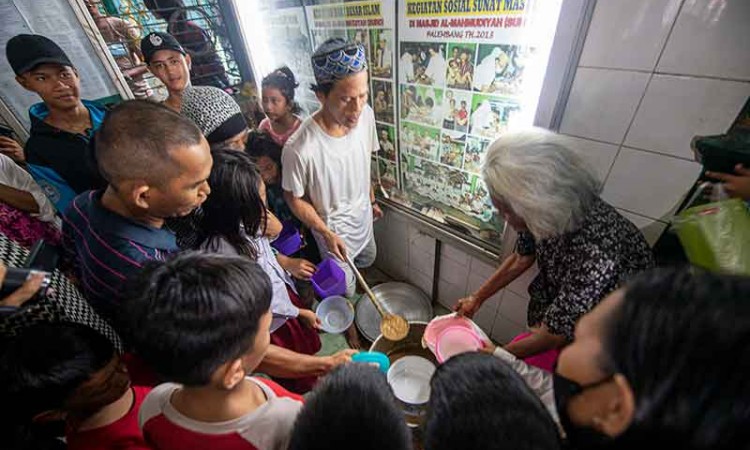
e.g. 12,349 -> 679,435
282,38 -> 383,347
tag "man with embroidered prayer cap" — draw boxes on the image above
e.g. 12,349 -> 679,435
281,38 -> 383,348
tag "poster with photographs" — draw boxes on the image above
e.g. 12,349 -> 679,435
395,0 -> 554,243
370,29 -> 394,79
372,79 -> 394,123
439,129 -> 466,169
402,122 -> 440,161
376,123 -> 397,161
473,44 -> 534,96
470,94 -> 520,138
305,1 -> 398,198
464,136 -> 490,174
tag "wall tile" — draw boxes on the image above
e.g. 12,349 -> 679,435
560,135 -> 620,186
441,242 -> 471,266
469,256 -> 498,280
409,226 -> 436,255
580,0 -> 681,71
601,147 -> 702,220
410,247 -> 435,278
560,68 -> 651,144
625,75 -> 750,159
497,290 -> 529,327
438,253 -> 471,288
386,214 -> 409,262
491,315 -> 526,345
437,278 -> 467,310
407,268 -> 434,300
473,294 -> 502,336
373,215 -> 389,271
383,256 -> 409,282
506,263 -> 537,299
617,209 -> 669,247
658,0 -> 750,81
466,258 -> 504,336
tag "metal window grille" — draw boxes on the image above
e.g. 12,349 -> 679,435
85,0 -> 244,100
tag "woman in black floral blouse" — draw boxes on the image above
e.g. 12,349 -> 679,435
455,130 -> 653,368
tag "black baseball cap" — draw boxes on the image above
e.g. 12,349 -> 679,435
6,34 -> 74,76
141,32 -> 186,64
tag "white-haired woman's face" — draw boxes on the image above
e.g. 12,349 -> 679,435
491,196 -> 527,231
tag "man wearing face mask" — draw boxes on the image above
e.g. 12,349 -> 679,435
488,268 -> 750,449
0,323 -> 150,450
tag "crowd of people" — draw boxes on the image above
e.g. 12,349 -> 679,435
0,27 -> 749,450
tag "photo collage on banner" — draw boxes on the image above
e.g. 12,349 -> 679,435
396,0 -> 538,242
305,0 -> 399,198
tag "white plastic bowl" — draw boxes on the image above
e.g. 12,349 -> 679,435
315,295 -> 354,334
387,355 -> 436,405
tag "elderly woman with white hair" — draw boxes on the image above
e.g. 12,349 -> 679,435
455,130 -> 653,370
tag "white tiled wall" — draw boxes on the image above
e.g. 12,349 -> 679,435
562,0 -> 748,238
560,68 -> 651,143
657,0 -> 750,81
578,0 -> 683,71
375,0 -> 749,344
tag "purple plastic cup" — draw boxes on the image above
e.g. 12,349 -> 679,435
271,221 -> 303,255
311,258 -> 347,298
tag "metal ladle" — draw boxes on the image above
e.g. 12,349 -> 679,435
344,253 -> 410,341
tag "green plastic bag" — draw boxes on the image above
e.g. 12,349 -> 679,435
672,198 -> 750,275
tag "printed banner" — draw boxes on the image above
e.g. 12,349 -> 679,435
394,0 -> 558,243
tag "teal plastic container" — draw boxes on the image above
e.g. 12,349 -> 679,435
352,351 -> 390,373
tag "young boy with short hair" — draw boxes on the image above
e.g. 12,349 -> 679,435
0,322 -> 149,450
62,100 -> 211,322
122,252 -> 303,450
425,352 -> 562,450
5,34 -> 107,211
289,363 -> 412,450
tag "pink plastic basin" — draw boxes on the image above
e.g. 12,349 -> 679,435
435,326 -> 484,363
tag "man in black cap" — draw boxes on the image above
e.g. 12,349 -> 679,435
141,31 -> 191,111
5,34 -> 106,213
144,0 -> 229,89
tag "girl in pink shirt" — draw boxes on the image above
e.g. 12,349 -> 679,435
259,67 -> 302,146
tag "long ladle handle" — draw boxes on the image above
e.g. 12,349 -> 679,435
343,253 -> 387,317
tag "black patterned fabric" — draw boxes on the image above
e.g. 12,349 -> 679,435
515,231 -> 536,256
0,233 -> 122,351
166,209 -> 202,250
526,198 -> 654,340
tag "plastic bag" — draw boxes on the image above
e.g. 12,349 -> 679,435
672,198 -> 750,275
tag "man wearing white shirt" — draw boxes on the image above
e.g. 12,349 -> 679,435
282,39 -> 383,348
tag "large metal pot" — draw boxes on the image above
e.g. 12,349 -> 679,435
370,321 -> 436,427
356,282 -> 433,342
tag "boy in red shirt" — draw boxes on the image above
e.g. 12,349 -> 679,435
0,323 -> 149,450
122,252 -> 303,450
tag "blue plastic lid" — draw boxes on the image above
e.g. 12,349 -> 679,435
352,351 -> 390,373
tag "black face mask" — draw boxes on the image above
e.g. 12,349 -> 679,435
553,372 -> 614,449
